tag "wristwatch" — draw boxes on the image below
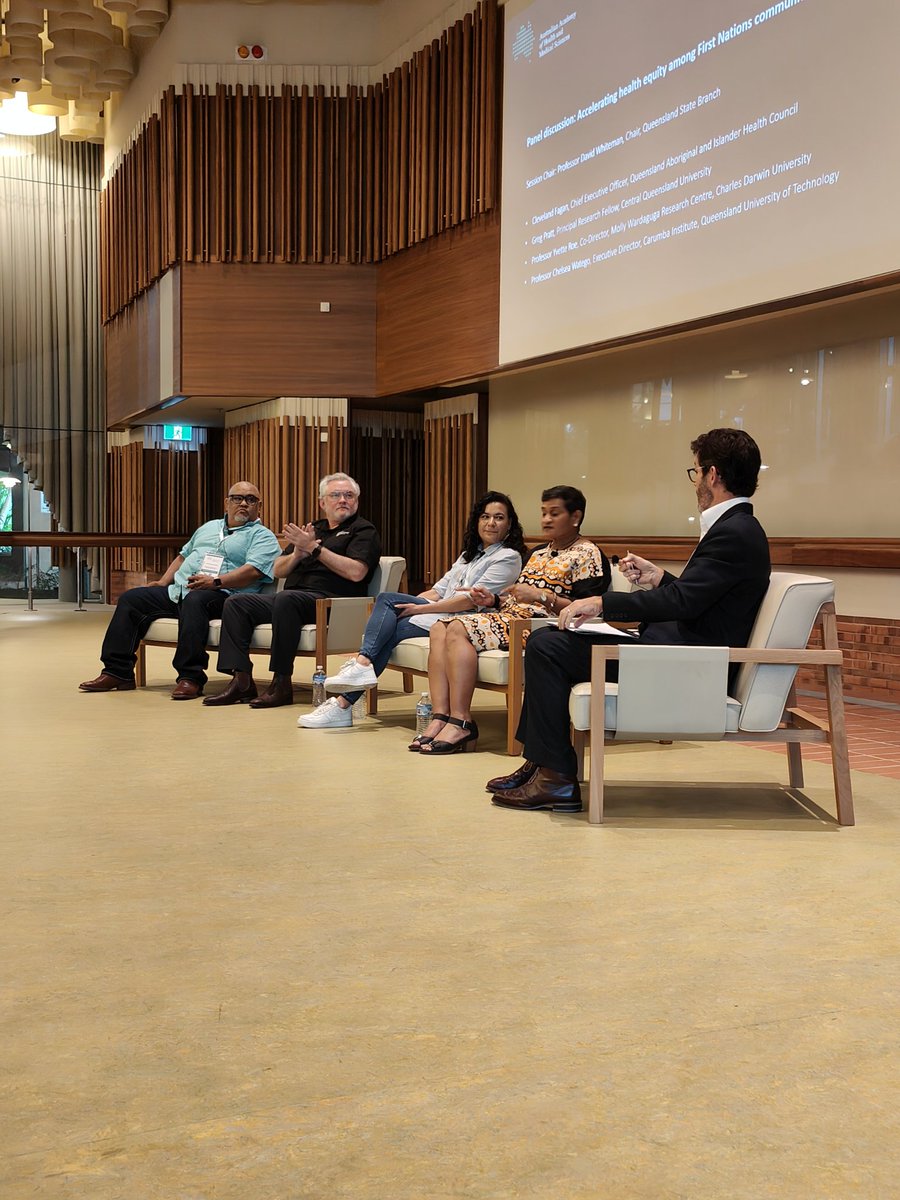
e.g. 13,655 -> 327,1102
213,577 -> 223,588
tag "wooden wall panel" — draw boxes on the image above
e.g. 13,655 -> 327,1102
104,286 -> 161,427
423,412 -> 477,587
100,1 -> 501,323
223,416 -> 346,535
376,213 -> 500,395
179,262 -> 377,397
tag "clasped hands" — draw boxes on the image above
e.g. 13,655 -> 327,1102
283,522 -> 321,558
468,582 -> 543,608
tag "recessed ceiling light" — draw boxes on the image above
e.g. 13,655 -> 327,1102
724,369 -> 747,380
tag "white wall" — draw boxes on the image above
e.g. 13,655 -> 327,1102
487,288 -> 900,618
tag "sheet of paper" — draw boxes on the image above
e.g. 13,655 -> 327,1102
564,620 -> 639,638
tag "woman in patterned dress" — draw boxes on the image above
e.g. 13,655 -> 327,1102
418,485 -> 611,754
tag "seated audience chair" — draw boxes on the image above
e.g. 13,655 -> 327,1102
568,571 -> 853,826
373,558 -> 635,752
134,556 -> 407,686
376,618 -> 553,755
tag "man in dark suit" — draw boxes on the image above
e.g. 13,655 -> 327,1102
488,428 -> 771,812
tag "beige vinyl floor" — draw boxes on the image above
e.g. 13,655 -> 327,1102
2,602 -> 899,1200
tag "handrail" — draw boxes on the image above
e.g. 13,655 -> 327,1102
524,535 -> 900,571
0,532 -> 188,612
0,533 -> 188,548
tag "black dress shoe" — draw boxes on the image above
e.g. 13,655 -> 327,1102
171,678 -> 204,700
248,674 -> 294,709
490,767 -> 582,813
485,760 -> 539,793
203,672 -> 257,707
79,672 -> 135,692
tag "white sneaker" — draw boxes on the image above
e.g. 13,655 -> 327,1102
324,658 -> 379,691
297,697 -> 353,728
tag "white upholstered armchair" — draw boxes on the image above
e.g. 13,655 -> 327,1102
569,572 -> 854,826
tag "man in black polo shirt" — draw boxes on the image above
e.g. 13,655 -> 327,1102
204,473 -> 381,709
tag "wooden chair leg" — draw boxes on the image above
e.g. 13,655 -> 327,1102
135,643 -> 146,687
783,683 -> 804,786
402,670 -> 414,694
786,742 -> 805,788
588,676 -> 606,824
573,728 -> 586,782
367,686 -> 378,716
824,663 -> 855,826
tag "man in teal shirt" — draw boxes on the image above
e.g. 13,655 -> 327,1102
79,481 -> 280,700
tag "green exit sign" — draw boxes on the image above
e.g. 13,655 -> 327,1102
163,424 -> 193,442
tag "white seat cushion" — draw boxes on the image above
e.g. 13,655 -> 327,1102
569,682 -> 742,734
142,617 -> 318,653
388,638 -> 515,686
389,638 -> 431,671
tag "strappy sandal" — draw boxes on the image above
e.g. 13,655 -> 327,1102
408,713 -> 449,752
420,716 -> 479,755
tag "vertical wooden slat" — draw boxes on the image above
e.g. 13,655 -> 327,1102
101,3 -> 500,318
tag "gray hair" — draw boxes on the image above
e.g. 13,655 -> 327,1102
318,472 -> 361,500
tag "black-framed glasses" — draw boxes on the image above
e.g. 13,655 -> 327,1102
227,494 -> 260,504
686,467 -> 700,482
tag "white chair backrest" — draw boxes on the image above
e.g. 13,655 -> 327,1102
369,556 -> 406,596
734,571 -> 835,732
608,563 -> 634,593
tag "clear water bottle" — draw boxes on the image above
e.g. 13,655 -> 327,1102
312,663 -> 327,707
351,694 -> 367,723
415,691 -> 433,735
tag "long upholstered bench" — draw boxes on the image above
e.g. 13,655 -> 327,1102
134,556 -> 407,687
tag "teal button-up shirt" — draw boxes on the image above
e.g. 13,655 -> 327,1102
169,517 -> 280,601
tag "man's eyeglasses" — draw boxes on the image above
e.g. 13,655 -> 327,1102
325,490 -> 356,501
227,494 -> 260,504
686,467 -> 702,482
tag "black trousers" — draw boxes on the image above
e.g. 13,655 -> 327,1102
99,584 -> 226,684
516,623 -> 684,776
216,589 -> 323,675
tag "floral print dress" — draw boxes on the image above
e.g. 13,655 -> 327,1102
441,541 -> 610,652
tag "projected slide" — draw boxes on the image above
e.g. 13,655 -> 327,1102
499,0 -> 900,364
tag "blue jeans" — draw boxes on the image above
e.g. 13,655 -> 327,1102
341,591 -> 431,703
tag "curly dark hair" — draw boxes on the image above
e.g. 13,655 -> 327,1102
691,428 -> 762,497
460,491 -> 528,563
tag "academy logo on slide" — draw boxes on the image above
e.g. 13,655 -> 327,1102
511,22 -> 535,62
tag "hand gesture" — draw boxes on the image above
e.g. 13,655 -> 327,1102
502,582 -> 540,605
619,553 -> 661,589
558,595 -> 603,629
186,573 -> 215,590
283,522 -> 319,555
393,602 -> 422,618
468,584 -> 495,608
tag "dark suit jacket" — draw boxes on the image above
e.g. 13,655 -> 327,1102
602,503 -> 770,649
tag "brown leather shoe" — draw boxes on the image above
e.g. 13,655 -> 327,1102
485,760 -> 539,793
171,678 -> 204,700
490,767 -> 582,813
203,672 -> 257,707
248,674 -> 294,709
79,672 -> 135,692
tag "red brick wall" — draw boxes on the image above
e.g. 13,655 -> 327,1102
799,615 -> 900,706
